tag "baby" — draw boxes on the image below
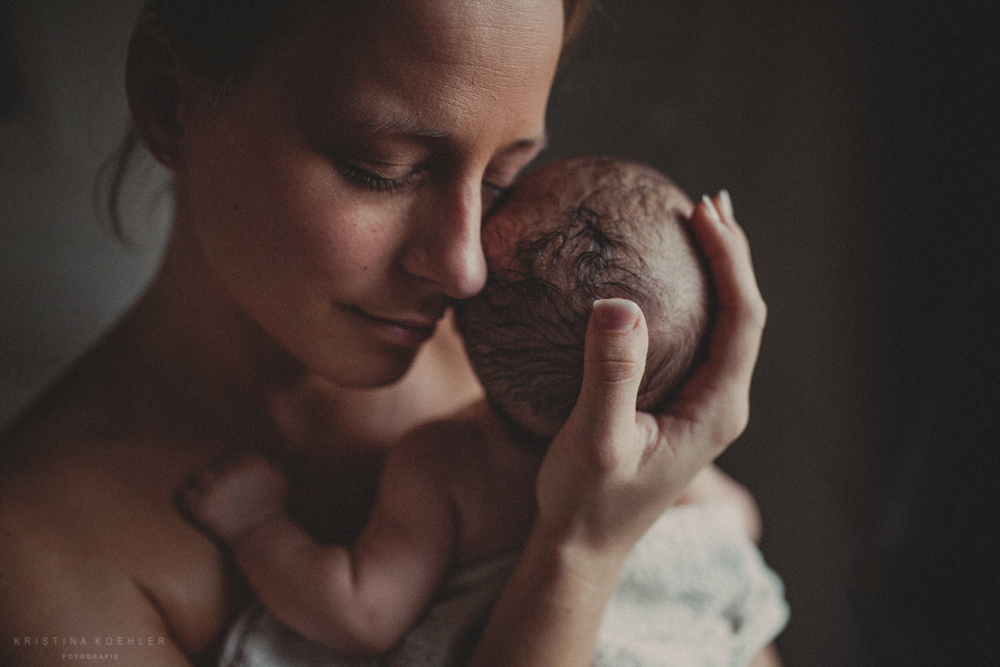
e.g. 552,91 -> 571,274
184,156 -> 714,657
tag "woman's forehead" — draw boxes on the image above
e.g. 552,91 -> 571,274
259,0 -> 563,145
276,0 -> 564,72
360,0 -> 563,56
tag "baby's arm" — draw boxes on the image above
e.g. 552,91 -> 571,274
183,449 -> 456,656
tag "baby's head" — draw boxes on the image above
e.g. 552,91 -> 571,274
456,156 -> 711,441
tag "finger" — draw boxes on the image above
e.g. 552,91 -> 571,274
569,298 -> 648,470
715,189 -> 735,224
690,194 -> 766,387
697,195 -> 764,315
669,196 -> 766,446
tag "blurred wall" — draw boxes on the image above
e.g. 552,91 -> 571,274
2,1 -> 998,666
851,3 -> 1000,665
0,0 -> 165,426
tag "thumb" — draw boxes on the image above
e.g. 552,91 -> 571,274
568,299 -> 649,467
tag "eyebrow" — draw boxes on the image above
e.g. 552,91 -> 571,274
338,107 -> 549,152
339,114 -> 450,139
505,134 -> 549,154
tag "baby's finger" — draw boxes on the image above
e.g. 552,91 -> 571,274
669,196 -> 766,448
569,298 -> 649,472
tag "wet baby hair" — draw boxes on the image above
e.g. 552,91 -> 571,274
456,156 -> 712,440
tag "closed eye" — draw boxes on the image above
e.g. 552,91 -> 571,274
340,162 -> 422,193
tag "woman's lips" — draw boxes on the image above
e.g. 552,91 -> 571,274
346,307 -> 438,348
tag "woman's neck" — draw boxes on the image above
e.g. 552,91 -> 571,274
116,220 -> 310,443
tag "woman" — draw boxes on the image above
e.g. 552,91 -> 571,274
0,1 -> 769,666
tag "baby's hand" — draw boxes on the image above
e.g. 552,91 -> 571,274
179,452 -> 289,542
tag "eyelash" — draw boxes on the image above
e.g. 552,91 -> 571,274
482,181 -> 504,198
340,164 -> 417,193
342,161 -> 512,205
483,181 -> 511,214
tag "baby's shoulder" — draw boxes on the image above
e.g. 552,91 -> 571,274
392,401 -> 538,488
393,402 -> 491,469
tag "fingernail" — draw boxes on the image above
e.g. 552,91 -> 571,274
593,299 -> 639,331
701,195 -> 723,225
718,189 -> 734,220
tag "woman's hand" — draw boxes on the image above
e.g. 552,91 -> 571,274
535,190 -> 766,558
470,192 -> 766,667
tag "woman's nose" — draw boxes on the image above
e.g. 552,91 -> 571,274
401,181 -> 488,300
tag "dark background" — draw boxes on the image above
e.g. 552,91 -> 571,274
2,1 -> 999,665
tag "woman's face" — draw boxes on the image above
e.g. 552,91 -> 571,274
174,0 -> 564,387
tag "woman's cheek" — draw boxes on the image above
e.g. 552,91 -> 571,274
313,196 -> 413,284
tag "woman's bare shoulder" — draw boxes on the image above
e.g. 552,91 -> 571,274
0,394 -> 244,664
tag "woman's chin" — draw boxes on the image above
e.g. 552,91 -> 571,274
317,348 -> 420,390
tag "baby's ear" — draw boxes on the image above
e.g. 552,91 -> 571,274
125,20 -> 188,170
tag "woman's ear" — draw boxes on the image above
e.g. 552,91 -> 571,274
125,20 -> 187,171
